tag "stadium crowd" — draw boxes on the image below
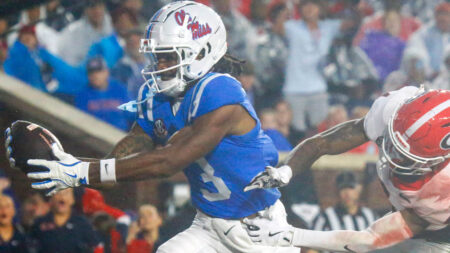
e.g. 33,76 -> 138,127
0,0 -> 449,252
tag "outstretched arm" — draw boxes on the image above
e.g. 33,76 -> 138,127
244,118 -> 369,191
76,123 -> 154,163
76,123 -> 155,188
244,209 -> 428,252
289,209 -> 426,252
28,104 -> 253,191
87,104 -> 248,182
286,118 -> 369,174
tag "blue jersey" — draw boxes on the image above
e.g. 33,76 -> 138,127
136,73 -> 281,219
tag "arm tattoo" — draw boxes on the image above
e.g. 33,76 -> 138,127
88,104 -> 240,184
105,134 -> 154,159
321,118 -> 369,155
286,118 -> 369,173
105,124 -> 154,159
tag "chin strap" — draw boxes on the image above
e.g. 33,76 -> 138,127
117,85 -> 157,113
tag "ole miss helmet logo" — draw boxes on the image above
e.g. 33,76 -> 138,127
174,9 -> 212,40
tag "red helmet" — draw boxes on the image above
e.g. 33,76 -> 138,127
382,88 -> 450,175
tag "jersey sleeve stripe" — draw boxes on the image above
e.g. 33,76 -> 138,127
188,73 -> 224,122
147,95 -> 154,122
137,84 -> 146,119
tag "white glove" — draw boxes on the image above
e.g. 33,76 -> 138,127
242,216 -> 295,247
244,165 -> 292,192
4,127 -> 15,168
27,144 -> 90,196
211,218 -> 274,253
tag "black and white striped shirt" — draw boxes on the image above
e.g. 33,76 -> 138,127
310,204 -> 378,253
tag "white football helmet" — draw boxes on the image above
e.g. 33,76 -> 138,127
140,1 -> 227,97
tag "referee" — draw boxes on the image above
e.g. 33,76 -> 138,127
308,171 -> 378,253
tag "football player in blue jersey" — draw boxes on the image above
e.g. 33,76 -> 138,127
21,1 -> 298,252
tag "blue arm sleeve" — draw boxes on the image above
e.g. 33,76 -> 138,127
86,37 -> 123,68
189,75 -> 246,122
3,48 -> 22,77
39,48 -> 88,94
86,41 -> 102,60
4,41 -> 47,91
74,91 -> 88,112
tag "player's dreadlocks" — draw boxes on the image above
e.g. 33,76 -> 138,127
212,53 -> 246,77
183,53 -> 245,94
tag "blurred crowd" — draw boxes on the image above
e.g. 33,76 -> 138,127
0,176 -> 197,253
1,0 -> 450,252
1,0 -> 448,147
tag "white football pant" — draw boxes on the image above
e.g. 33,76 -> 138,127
156,200 -> 301,253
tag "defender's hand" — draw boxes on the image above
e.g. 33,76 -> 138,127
242,216 -> 295,247
211,219 -> 275,253
27,144 -> 89,196
244,165 -> 292,192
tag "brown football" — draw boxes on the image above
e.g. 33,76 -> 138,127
7,120 -> 61,173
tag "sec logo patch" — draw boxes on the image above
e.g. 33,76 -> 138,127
154,119 -> 168,139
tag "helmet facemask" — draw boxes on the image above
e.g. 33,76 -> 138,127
382,120 -> 446,176
140,39 -> 197,97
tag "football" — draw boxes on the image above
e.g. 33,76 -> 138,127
5,120 -> 62,173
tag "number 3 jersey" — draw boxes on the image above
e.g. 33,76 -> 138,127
364,86 -> 450,231
135,72 -> 280,219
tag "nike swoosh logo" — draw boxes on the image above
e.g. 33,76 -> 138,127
344,245 -> 357,252
64,172 -> 77,178
269,231 -> 283,237
224,225 -> 236,236
399,193 -> 411,203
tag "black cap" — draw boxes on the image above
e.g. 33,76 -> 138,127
336,171 -> 357,190
87,57 -> 107,73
